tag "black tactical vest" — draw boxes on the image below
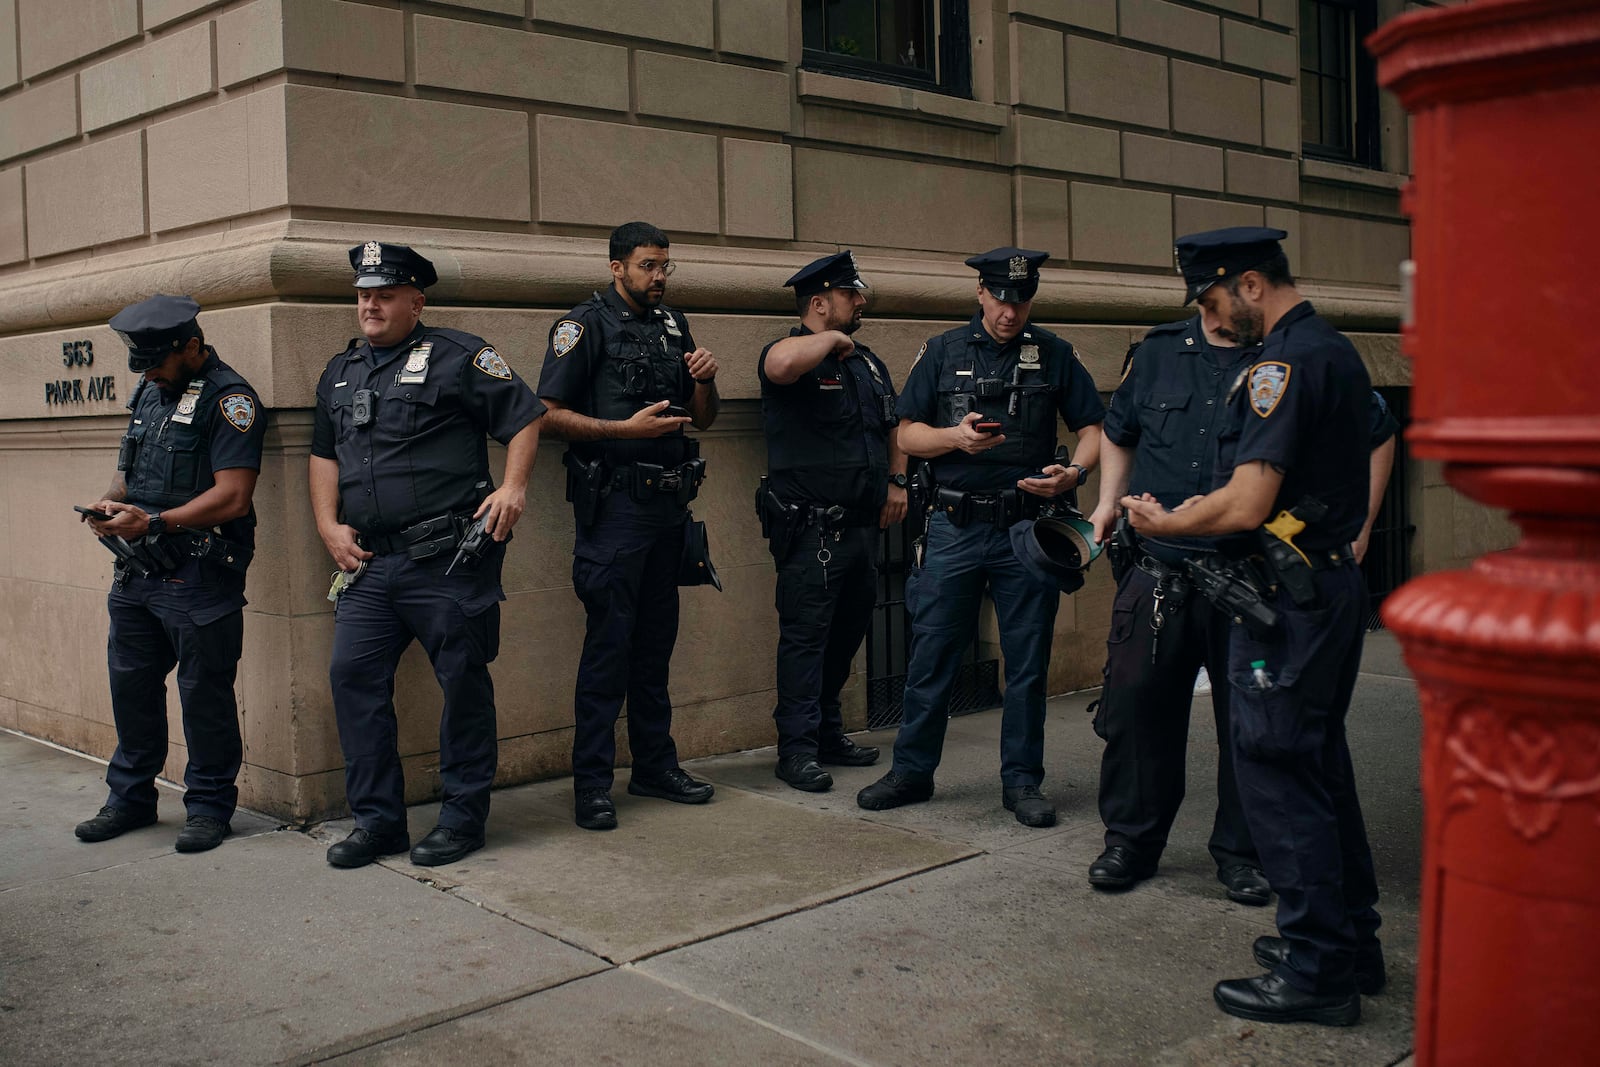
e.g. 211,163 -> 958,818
120,351 -> 256,543
933,331 -> 1058,473
579,295 -> 693,467
763,342 -> 895,511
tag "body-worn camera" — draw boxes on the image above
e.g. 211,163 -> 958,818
351,389 -> 374,427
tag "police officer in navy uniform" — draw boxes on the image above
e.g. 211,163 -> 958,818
536,221 -> 720,831
1084,235 -> 1282,905
857,248 -> 1104,827
1122,228 -> 1384,1026
76,294 -> 266,854
759,251 -> 907,791
311,242 -> 544,869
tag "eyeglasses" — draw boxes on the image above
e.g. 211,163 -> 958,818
629,258 -> 676,278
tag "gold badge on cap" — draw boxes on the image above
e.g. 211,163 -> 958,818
1008,255 -> 1028,281
361,241 -> 383,267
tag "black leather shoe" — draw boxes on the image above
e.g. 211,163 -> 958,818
1213,972 -> 1360,1026
1088,845 -> 1158,890
856,770 -> 934,810
174,815 -> 231,853
1001,785 -> 1057,827
326,826 -> 410,869
74,805 -> 158,842
1218,863 -> 1273,906
575,788 -> 618,831
410,825 -> 485,867
628,768 -> 715,804
1253,936 -> 1387,995
776,754 -> 833,792
816,739 -> 880,767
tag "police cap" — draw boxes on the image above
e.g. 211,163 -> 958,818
784,250 -> 870,299
1010,516 -> 1100,594
965,247 -> 1047,304
1174,226 -> 1287,304
348,241 -> 438,290
108,294 -> 202,372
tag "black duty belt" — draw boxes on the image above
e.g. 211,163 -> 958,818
1306,544 -> 1356,570
609,461 -> 699,495
358,511 -> 467,556
800,504 -> 877,530
933,486 -> 1042,530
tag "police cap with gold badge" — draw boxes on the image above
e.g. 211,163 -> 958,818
109,294 -> 203,372
348,241 -> 438,290
784,250 -> 870,299
965,247 -> 1048,304
1174,226 -> 1288,304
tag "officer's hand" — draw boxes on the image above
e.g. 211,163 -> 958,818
951,412 -> 1006,454
880,484 -> 908,529
1088,500 -> 1120,544
95,502 -> 151,539
476,485 -> 526,542
1120,494 -> 1173,535
625,400 -> 693,439
685,347 -> 718,383
1017,463 -> 1073,498
1352,529 -> 1371,565
321,523 -> 373,572
830,332 -> 857,359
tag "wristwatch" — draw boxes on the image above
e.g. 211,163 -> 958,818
889,472 -> 909,489
1067,464 -> 1089,487
146,512 -> 166,537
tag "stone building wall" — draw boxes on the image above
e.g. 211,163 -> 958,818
0,0 -> 1499,820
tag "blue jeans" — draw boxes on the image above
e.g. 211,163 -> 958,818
892,513 -> 1060,787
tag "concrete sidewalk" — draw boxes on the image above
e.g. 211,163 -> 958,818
0,633 -> 1421,1066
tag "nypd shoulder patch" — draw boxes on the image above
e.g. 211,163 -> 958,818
552,320 -> 584,358
474,347 -> 512,380
1247,361 -> 1291,418
220,393 -> 257,433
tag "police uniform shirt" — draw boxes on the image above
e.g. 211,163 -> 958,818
123,349 -> 267,548
896,312 -> 1105,493
1368,390 -> 1399,449
758,326 -> 896,515
1220,301 -> 1372,548
1105,316 -> 1257,512
536,287 -> 698,468
310,322 -> 543,536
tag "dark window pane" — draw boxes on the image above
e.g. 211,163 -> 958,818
825,0 -> 877,61
803,2 -> 825,50
1321,4 -> 1344,73
1323,76 -> 1349,153
1302,77 -> 1322,145
1300,0 -> 1318,66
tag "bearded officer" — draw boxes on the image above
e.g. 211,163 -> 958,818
76,294 -> 266,853
758,251 -> 906,791
311,242 -> 544,869
1121,227 -> 1384,1026
856,248 -> 1104,827
536,221 -> 719,831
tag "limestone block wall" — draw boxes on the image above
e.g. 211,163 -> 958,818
0,0 -> 1510,820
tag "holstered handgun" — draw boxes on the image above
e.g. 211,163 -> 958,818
1185,555 -> 1280,637
563,450 -> 607,528
757,476 -> 803,560
186,531 -> 253,574
98,535 -> 152,579
1259,497 -> 1329,607
446,514 -> 489,576
1107,514 -> 1135,583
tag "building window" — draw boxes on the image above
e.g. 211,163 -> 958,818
1300,0 -> 1381,167
802,0 -> 971,97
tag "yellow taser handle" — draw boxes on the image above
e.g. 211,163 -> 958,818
1263,510 -> 1312,566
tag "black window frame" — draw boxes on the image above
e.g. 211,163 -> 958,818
801,0 -> 972,98
1299,0 -> 1382,168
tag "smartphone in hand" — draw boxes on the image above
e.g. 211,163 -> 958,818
662,405 -> 691,418
974,420 -> 1002,433
75,505 -> 113,521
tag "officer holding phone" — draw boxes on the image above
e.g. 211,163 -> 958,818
857,248 -> 1104,827
75,294 -> 266,854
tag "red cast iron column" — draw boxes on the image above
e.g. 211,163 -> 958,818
1368,2 -> 1600,1064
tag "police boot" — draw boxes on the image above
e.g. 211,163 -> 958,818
74,805 -> 158,842
410,825 -> 486,867
775,754 -> 833,793
1002,785 -> 1056,828
1253,936 -> 1387,995
1218,863 -> 1272,906
574,788 -> 618,831
856,770 -> 934,810
1213,973 -> 1361,1027
326,825 -> 410,869
174,815 -> 231,853
816,738 -> 880,767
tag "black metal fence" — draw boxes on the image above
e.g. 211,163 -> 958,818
1361,386 -> 1416,629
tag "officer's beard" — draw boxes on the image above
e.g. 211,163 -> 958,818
623,280 -> 664,309
1228,306 -> 1266,348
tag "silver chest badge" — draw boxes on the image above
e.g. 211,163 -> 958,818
1020,345 -> 1041,368
398,342 -> 432,384
172,380 -> 204,424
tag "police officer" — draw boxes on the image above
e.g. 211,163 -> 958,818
1085,234 -> 1281,905
857,248 -> 1104,827
75,294 -> 266,853
536,221 -> 719,831
311,242 -> 544,869
759,251 -> 907,791
1122,228 -> 1383,1026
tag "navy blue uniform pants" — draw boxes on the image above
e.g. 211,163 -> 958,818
329,546 -> 503,834
893,513 -> 1059,786
1227,563 -> 1382,995
1097,563 -> 1256,870
772,525 -> 878,757
570,506 -> 686,791
105,569 -> 244,821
